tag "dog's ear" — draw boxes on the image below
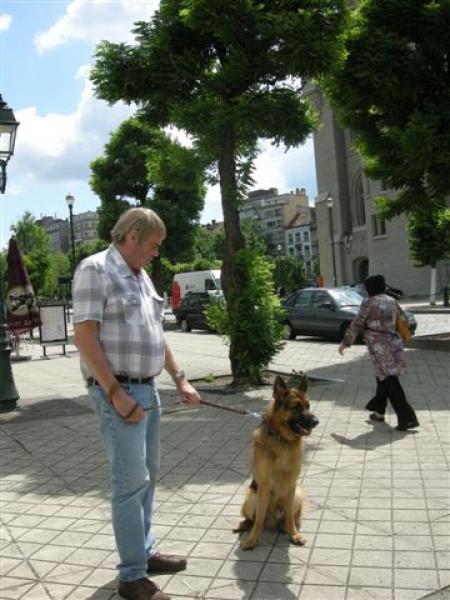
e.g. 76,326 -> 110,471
290,370 -> 308,392
273,375 -> 288,403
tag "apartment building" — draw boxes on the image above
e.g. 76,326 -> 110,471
72,210 -> 99,246
239,187 -> 312,257
36,215 -> 70,253
285,207 -> 318,277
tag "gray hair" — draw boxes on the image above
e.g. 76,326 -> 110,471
111,207 -> 166,244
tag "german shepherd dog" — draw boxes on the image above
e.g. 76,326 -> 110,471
235,374 -> 319,550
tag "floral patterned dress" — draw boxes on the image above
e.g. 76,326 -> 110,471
342,293 -> 406,381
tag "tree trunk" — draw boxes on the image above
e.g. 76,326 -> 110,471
430,265 -> 437,306
218,135 -> 245,382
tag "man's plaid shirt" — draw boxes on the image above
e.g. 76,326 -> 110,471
73,244 -> 165,381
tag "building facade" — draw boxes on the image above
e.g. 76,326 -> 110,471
36,216 -> 70,253
305,86 -> 450,296
285,207 -> 319,277
239,187 -> 311,256
72,210 -> 99,246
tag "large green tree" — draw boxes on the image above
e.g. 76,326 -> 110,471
90,117 -> 161,240
10,212 -> 51,297
90,117 -> 206,271
323,0 -> 450,216
408,208 -> 450,304
91,0 -> 346,381
91,117 -> 162,205
322,0 -> 450,303
148,135 -> 206,263
273,255 -> 305,296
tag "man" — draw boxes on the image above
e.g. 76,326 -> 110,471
73,208 -> 201,600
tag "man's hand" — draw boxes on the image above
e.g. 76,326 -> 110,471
176,380 -> 201,405
111,387 -> 145,423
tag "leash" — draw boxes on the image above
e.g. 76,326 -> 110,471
143,399 -> 261,419
143,400 -> 261,419
200,398 -> 261,419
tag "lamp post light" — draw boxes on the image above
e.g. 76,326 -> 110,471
0,95 -> 20,411
65,193 -> 76,276
326,194 -> 337,287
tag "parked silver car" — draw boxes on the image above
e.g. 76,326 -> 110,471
282,287 -> 417,341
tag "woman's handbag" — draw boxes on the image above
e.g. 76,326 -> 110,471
396,314 -> 412,345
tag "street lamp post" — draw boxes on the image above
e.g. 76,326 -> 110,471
0,95 -> 20,411
326,194 -> 337,287
65,193 -> 76,276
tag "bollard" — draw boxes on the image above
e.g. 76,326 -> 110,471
444,286 -> 449,307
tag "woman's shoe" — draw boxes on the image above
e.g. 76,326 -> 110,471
369,412 -> 385,422
395,420 -> 419,431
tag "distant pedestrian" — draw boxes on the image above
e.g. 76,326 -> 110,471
338,274 -> 419,431
73,207 -> 201,600
316,274 -> 324,288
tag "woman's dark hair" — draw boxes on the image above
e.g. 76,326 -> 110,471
364,274 -> 386,297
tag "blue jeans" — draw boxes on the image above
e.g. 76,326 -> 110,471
88,382 -> 161,581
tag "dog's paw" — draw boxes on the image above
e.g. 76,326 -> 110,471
240,536 -> 258,550
290,532 -> 307,545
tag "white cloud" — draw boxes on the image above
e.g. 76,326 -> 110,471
35,0 -> 158,53
0,13 -> 12,31
27,0 -> 317,225
253,138 -> 317,200
201,140 -> 317,224
8,69 -> 134,186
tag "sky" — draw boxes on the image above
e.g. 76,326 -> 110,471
0,0 -> 317,249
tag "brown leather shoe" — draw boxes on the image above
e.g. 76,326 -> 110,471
118,577 -> 170,600
147,552 -> 187,573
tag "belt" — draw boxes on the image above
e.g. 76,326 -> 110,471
86,374 -> 154,387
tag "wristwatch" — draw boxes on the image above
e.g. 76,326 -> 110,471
172,370 -> 186,382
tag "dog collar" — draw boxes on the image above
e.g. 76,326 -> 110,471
262,416 -> 288,446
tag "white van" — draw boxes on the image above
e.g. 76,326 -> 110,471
171,270 -> 221,313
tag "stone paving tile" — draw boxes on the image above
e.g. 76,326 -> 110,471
205,578 -> 256,599
165,525 -> 208,542
0,577 -> 36,599
394,568 -> 440,590
259,561 -> 307,583
348,566 -> 393,588
2,333 -> 449,600
45,562 -> 100,586
346,587 -> 392,600
217,559 -> 264,581
16,582 -> 52,600
63,547 -> 111,568
82,534 -> 116,551
79,567 -> 117,589
27,559 -> 59,579
164,573 -> 213,596
308,547 -> 352,566
0,557 -> 22,577
251,581 -> 301,599
30,544 -> 76,563
304,564 -> 349,586
65,587 -> 115,600
191,541 -> 234,560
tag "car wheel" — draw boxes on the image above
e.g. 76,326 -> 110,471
180,318 -> 191,333
284,322 -> 296,340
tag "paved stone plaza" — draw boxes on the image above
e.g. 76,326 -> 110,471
0,321 -> 449,600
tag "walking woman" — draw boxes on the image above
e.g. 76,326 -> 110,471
338,274 -> 419,431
